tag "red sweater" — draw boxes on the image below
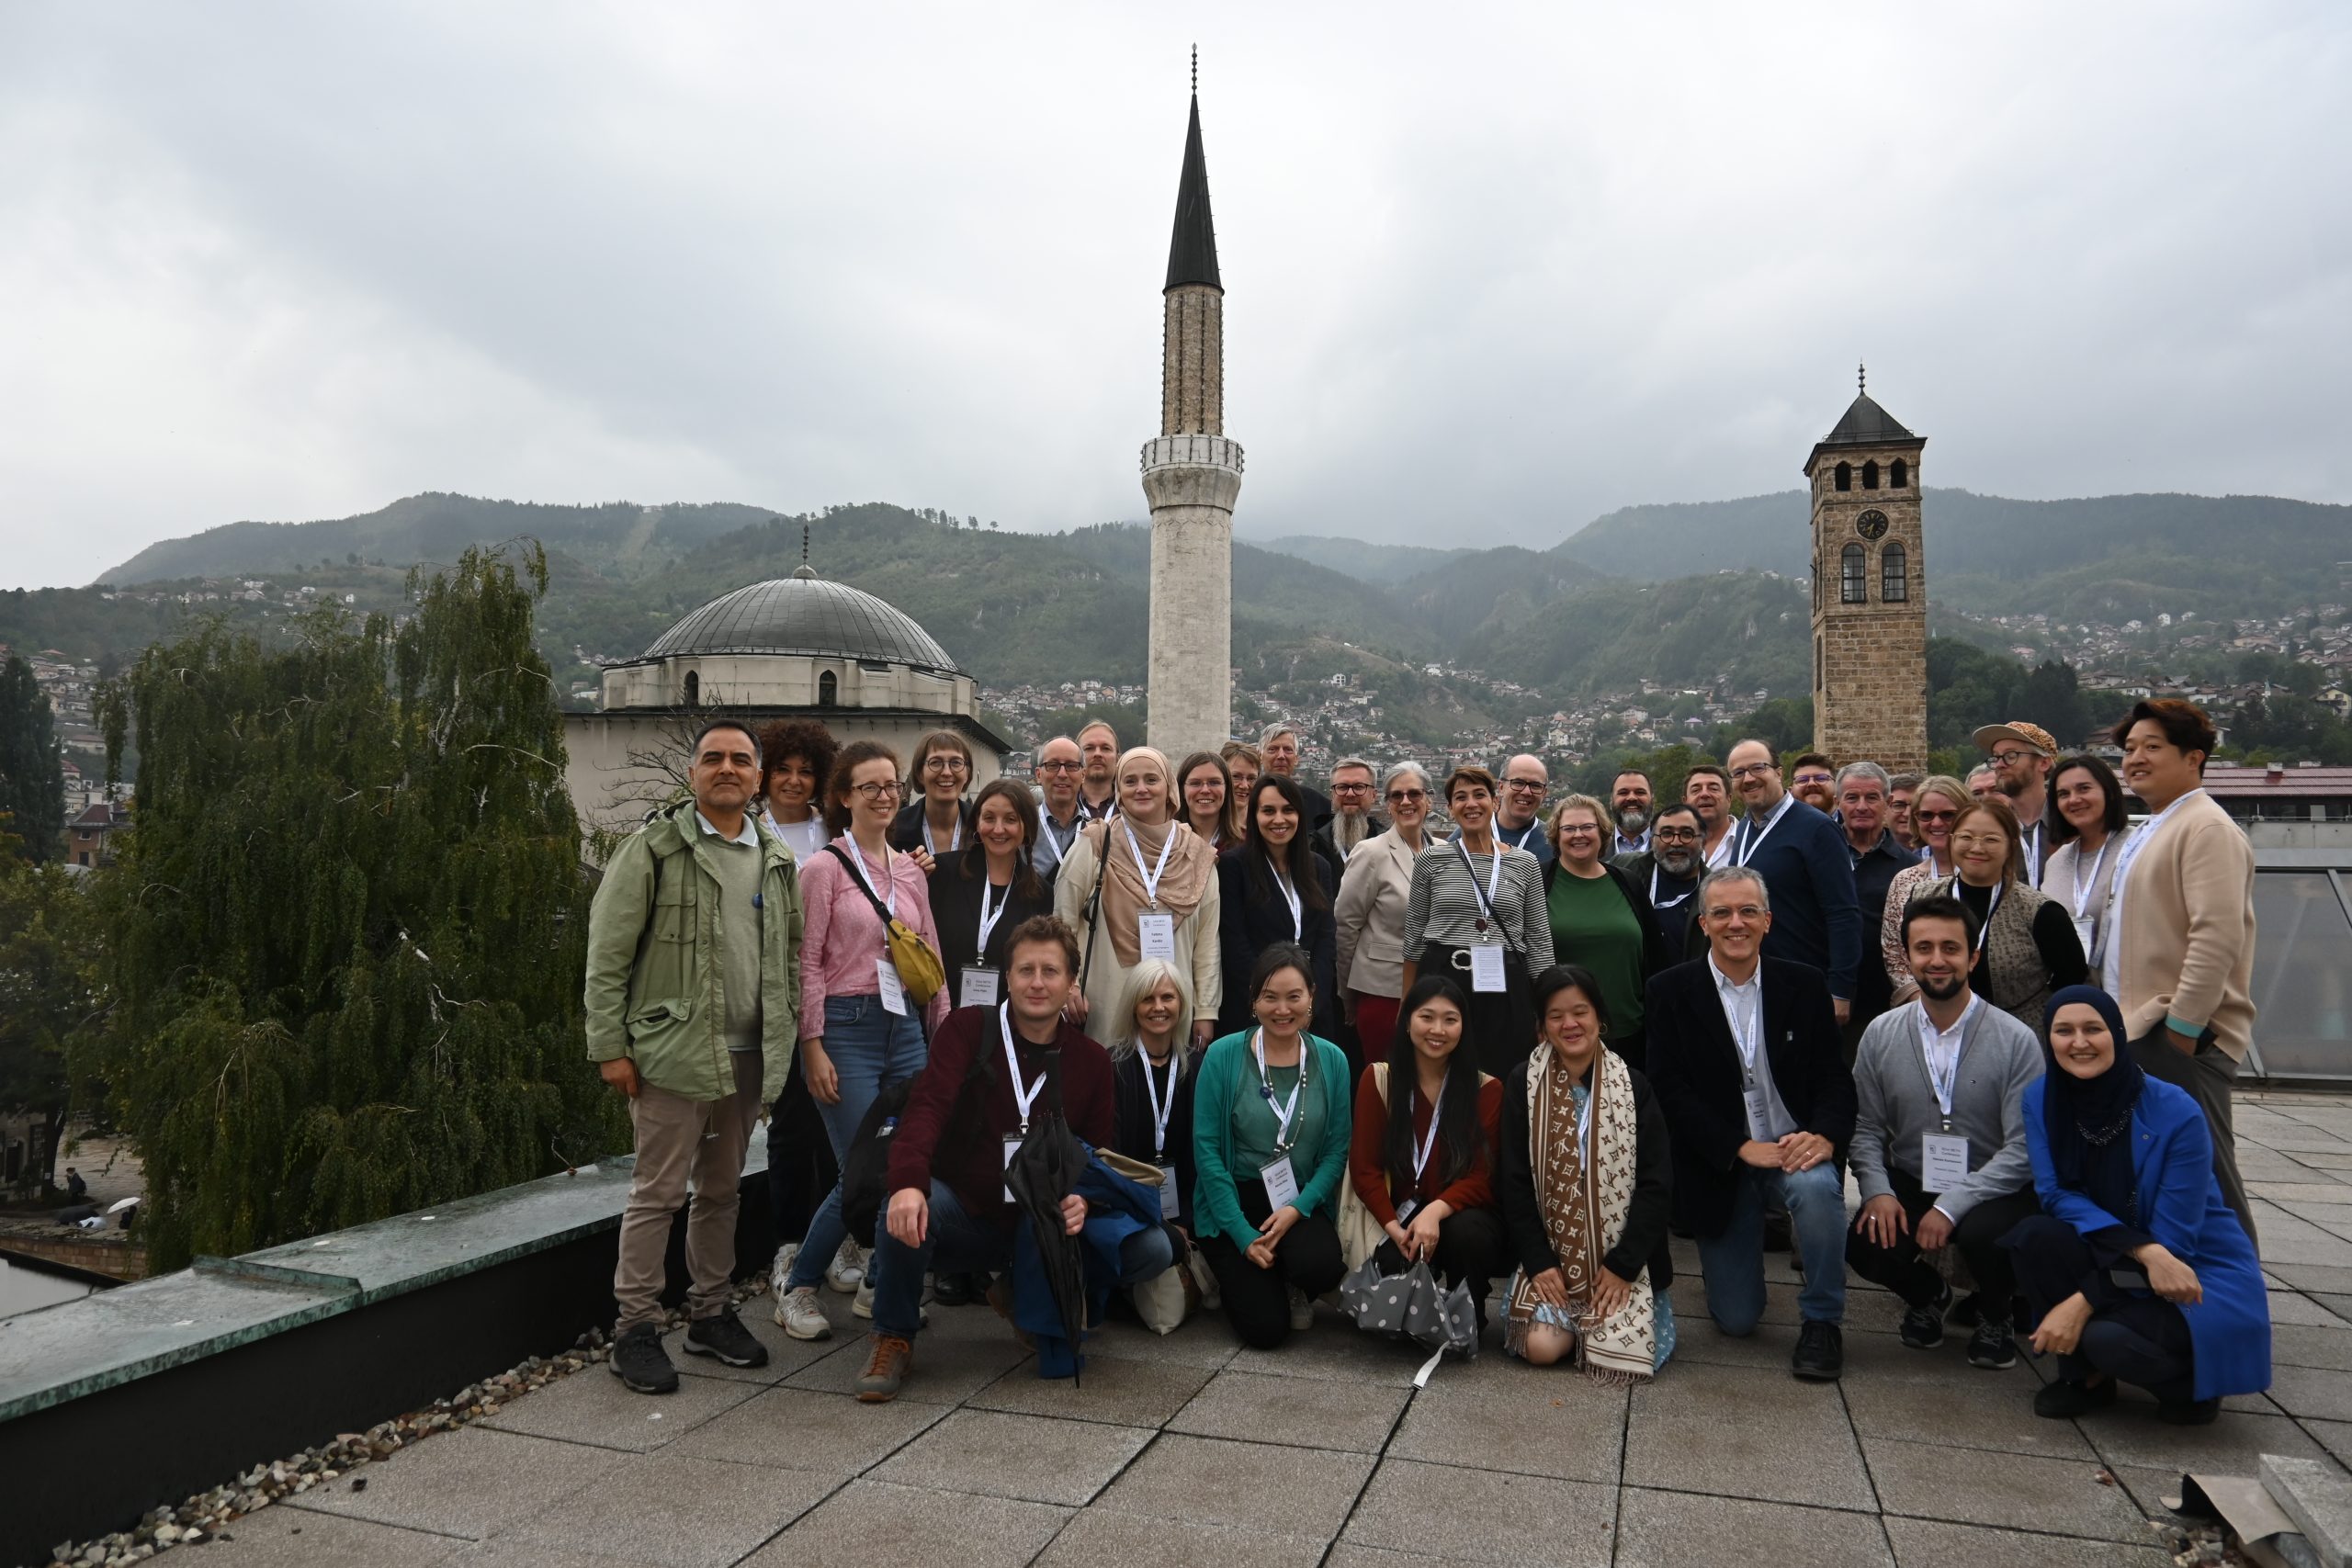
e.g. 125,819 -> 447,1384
1347,1067 -> 1503,1227
885,1005 -> 1115,1229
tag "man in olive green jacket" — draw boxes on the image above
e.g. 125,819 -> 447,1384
584,718 -> 805,1393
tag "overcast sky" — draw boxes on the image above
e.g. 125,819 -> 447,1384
3,2 -> 2346,589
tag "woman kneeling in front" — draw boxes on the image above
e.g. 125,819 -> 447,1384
2007,986 -> 2268,1425
1500,964 -> 1677,1380
1193,942 -> 1354,1348
1344,976 -> 1508,1330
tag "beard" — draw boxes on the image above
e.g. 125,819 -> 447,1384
1614,806 -> 1649,838
1335,811 -> 1371,851
1917,969 -> 1968,1003
1655,849 -> 1698,878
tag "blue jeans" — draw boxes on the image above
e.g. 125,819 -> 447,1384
785,994 -> 928,1292
1695,1162 -> 1847,1334
869,1180 -> 1176,1341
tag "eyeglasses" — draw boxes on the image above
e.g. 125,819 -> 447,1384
922,757 -> 969,773
1913,807 -> 1961,824
1385,789 -> 1427,804
1951,831 -> 2007,850
1793,772 -> 1834,785
1332,782 -> 1372,795
1653,827 -> 1701,842
1990,750 -> 2039,767
1504,777 -> 1547,792
851,781 -> 904,801
1705,905 -> 1767,921
1728,762 -> 1778,781
1036,760 -> 1081,773
1559,826 -> 1600,839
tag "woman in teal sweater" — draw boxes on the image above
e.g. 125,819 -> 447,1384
1193,942 -> 1355,1348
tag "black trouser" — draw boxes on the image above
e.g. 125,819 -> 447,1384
1372,1206 -> 1509,1323
2004,1214 -> 2196,1403
2131,1028 -> 2255,1247
764,1052 -> 837,1248
1199,1179 -> 1348,1349
1845,1166 -> 2038,1317
1421,943 -> 1534,1079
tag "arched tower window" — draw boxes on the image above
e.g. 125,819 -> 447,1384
1862,459 -> 1880,490
682,670 -> 700,707
1882,542 -> 1908,602
818,670 -> 838,706
1815,635 -> 1824,691
1841,543 -> 1869,604
1834,461 -> 1852,492
1890,457 -> 1908,489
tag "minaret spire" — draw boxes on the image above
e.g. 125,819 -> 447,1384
1164,63 -> 1221,291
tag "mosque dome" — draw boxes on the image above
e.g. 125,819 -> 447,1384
641,568 -> 963,676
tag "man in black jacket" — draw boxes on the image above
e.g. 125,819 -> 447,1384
1613,803 -> 1704,968
1645,865 -> 1859,1381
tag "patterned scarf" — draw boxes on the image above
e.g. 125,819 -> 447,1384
1505,1043 -> 1656,1382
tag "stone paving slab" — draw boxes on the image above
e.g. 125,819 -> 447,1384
1612,1488 -> 1896,1568
1843,1368 -> 2099,1459
867,1407 -> 1154,1506
1863,1433 -> 2152,1543
1880,1517 -> 2176,1566
965,1348 -> 1216,1427
1385,1355 -> 1625,1481
666,1384 -> 948,1473
480,1363 -> 758,1452
1339,1459 -> 1617,1566
735,1478 -> 1067,1568
500,1455 -> 835,1568
1624,1361 -> 1875,1510
1030,1506 -> 1329,1568
1094,1432 -> 1374,1540
198,1509 -> 469,1567
1167,1365 -> 1410,1452
282,1427 -> 627,1539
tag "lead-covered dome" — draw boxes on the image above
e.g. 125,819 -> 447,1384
642,568 -> 963,676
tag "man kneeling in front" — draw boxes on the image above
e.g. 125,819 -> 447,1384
856,915 -> 1175,1402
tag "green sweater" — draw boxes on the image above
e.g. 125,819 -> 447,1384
1191,1029 -> 1354,1245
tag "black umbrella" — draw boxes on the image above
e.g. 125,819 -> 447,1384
1003,1049 -> 1091,1384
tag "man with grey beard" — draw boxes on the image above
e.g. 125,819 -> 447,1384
1619,801 -> 1705,967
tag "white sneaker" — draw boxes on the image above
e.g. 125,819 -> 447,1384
1185,1246 -> 1222,1312
1288,1286 -> 1315,1332
826,1238 -> 865,1294
779,1285 -> 831,1341
769,1243 -> 801,1326
853,1278 -> 875,1319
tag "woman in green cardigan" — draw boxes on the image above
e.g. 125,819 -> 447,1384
1193,942 -> 1355,1348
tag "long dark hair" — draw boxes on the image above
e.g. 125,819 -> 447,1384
953,776 -> 1046,902
1383,975 -> 1482,1190
1242,773 -> 1330,911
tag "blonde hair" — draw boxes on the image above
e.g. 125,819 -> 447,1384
1547,792 -> 1610,853
1108,957 -> 1194,1064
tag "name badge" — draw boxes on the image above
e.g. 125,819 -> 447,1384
1921,1134 -> 1971,1192
1468,944 -> 1508,993
960,966 -> 1001,1010
1395,1197 -> 1420,1225
876,960 -> 910,1017
1137,912 -> 1178,961
1002,1134 -> 1023,1202
2073,916 -> 2098,960
1157,1164 -> 1181,1220
1742,1085 -> 1773,1140
1260,1156 -> 1300,1213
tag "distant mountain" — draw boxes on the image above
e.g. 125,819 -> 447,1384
1253,536 -> 1471,586
99,493 -> 774,585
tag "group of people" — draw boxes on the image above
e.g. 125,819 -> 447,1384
581,699 -> 2270,1424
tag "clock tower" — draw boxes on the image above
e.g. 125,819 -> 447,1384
1804,368 -> 1928,772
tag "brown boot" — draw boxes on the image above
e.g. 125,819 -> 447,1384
855,1333 -> 914,1403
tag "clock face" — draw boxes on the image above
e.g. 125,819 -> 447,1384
1856,510 -> 1889,540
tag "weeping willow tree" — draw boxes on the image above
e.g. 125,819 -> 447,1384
86,545 -> 626,1269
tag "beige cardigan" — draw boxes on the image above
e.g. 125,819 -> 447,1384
2113,789 -> 2257,1060
1051,832 -> 1222,1035
1334,829 -> 1430,1000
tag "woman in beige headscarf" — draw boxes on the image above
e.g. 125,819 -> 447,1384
1055,746 -> 1223,1049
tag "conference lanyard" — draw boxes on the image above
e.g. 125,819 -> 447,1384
1736,794 -> 1794,867
1410,1084 -> 1445,1184
1917,996 -> 1980,1126
1575,1084 -> 1594,1168
1719,972 -> 1762,1079
973,877 -> 1010,964
1269,856 -> 1303,940
1971,880 -> 2003,953
1123,818 -> 1177,908
1500,819 -> 1544,853
1144,1051 -> 1179,1159
999,1003 -> 1049,1135
1650,865 -> 1693,910
1252,1029 -> 1308,1152
1456,840 -> 1505,939
2068,836 -> 2116,923
922,814 -> 963,857
845,840 -> 896,919
2020,818 -> 2043,889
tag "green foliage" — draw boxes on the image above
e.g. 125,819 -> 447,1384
1925,642 -> 2115,752
0,860 -> 97,1192
0,654 -> 66,863
1456,571 -> 1811,702
81,546 -> 624,1268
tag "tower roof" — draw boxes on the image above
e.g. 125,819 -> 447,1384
1818,392 -> 1917,448
1164,92 -> 1221,291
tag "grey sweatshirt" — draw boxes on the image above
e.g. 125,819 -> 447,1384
1849,996 -> 2044,1221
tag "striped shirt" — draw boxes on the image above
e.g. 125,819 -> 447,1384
1402,842 -> 1555,968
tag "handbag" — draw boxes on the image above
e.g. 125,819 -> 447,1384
826,843 -> 946,1007
1336,1063 -> 1392,1269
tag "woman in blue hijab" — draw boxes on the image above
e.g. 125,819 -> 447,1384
2004,985 -> 2268,1425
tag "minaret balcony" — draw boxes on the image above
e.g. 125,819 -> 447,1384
1139,434 -> 1245,475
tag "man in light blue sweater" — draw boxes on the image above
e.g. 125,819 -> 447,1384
1847,893 -> 2045,1371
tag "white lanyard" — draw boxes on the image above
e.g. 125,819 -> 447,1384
1650,864 -> 1693,909
1269,855 -> 1303,940
846,840 -> 896,919
1736,794 -> 1794,866
1917,997 -> 1979,1122
1456,840 -> 1505,939
974,877 -> 1010,963
2068,836 -> 2116,922
999,1003 -> 1050,1134
1123,818 -> 1178,908
1970,879 -> 2003,953
1717,969 -> 1762,1077
1500,819 -> 1543,853
1251,1029 -> 1309,1151
2020,818 -> 2043,888
1143,1051 -> 1179,1159
1574,1084 -> 1594,1167
922,813 -> 963,856
1409,1083 -> 1445,1184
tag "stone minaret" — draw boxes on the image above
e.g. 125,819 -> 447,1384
1804,367 -> 1928,772
1142,68 -> 1243,758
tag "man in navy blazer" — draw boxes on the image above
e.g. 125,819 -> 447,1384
1724,739 -> 1863,1023
1645,864 -> 1860,1380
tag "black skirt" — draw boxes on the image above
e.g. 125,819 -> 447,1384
1419,942 -> 1535,1078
